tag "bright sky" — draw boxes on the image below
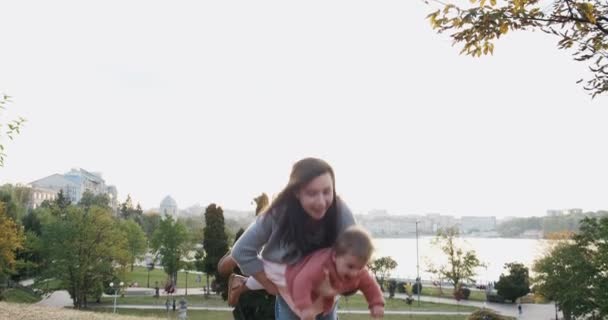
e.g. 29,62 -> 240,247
1,0 -> 607,217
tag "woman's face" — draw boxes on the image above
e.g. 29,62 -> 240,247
295,172 -> 334,220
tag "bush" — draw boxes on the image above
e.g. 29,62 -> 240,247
467,309 -> 506,320
396,281 -> 407,293
486,293 -> 505,303
461,287 -> 471,300
412,282 -> 422,295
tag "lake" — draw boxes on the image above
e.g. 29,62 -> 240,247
373,237 -> 550,283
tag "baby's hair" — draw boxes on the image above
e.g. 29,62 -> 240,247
333,225 -> 374,263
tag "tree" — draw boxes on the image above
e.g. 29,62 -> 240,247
368,256 -> 398,290
0,203 -> 24,284
118,219 -> 147,272
0,94 -> 25,167
571,216 -> 608,317
150,215 -> 190,286
78,191 -> 110,210
42,204 -> 127,308
532,216 -> 608,319
495,262 -> 530,303
252,193 -> 269,214
426,0 -> 608,97
54,189 -> 71,211
202,203 -> 229,298
140,212 -> 162,239
427,227 -> 485,298
532,241 -> 594,319
0,184 -> 31,222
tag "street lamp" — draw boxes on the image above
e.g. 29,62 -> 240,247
145,254 -> 154,288
415,220 -> 421,307
109,281 -> 124,313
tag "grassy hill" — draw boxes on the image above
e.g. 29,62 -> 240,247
0,302 -> 160,320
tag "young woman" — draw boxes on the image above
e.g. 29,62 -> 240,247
222,157 -> 357,320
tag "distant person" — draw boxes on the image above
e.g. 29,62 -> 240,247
228,226 -> 384,319
217,157 -> 358,320
518,303 -> 522,315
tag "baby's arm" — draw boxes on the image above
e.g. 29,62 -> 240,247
357,269 -> 385,317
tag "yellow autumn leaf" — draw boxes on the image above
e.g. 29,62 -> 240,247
500,23 -> 509,34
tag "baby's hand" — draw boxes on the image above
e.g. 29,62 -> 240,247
370,305 -> 384,318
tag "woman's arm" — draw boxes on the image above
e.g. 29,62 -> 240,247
231,213 -> 274,277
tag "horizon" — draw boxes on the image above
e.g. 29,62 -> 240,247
2,0 -> 608,218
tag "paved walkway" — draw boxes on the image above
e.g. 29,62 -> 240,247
36,290 -> 72,308
37,289 -> 562,319
392,293 -> 561,320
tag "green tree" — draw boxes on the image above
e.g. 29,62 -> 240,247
150,215 -> 190,286
118,219 -> 147,272
202,203 -> 229,298
78,191 -> 110,210
533,241 -> 594,319
495,262 -> 530,303
42,204 -> 126,308
367,256 -> 398,290
0,203 -> 25,285
427,227 -> 485,297
426,0 -> 608,97
0,94 -> 26,167
140,212 -> 162,239
54,189 -> 71,211
573,216 -> 608,317
0,184 -> 31,222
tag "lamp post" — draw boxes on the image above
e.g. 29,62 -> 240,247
415,220 -> 421,307
109,281 -> 124,313
145,254 -> 154,288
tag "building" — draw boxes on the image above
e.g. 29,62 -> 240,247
29,186 -> 58,209
547,208 -> 584,217
460,216 -> 497,233
160,195 -> 178,218
28,168 -> 118,210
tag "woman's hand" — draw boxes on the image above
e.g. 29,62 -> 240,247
301,307 -> 317,320
370,305 -> 384,318
253,271 -> 279,295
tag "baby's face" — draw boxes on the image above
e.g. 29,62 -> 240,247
335,253 -> 366,281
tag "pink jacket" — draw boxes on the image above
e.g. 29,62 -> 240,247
285,248 -> 384,315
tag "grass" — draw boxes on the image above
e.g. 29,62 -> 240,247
96,308 -> 472,320
341,294 -> 477,312
96,292 -> 478,313
120,267 -> 211,289
0,288 -> 41,303
98,294 -> 228,307
31,279 -> 63,291
420,287 -> 487,302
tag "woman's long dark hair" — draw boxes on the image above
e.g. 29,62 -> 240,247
263,158 -> 339,256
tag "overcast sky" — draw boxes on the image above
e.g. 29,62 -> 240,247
1,0 -> 607,217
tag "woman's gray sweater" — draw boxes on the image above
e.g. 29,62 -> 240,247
231,198 -> 355,276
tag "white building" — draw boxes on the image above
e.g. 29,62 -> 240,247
29,168 -> 118,210
460,216 -> 497,233
160,195 -> 178,218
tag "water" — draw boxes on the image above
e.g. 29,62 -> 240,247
373,237 -> 550,283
